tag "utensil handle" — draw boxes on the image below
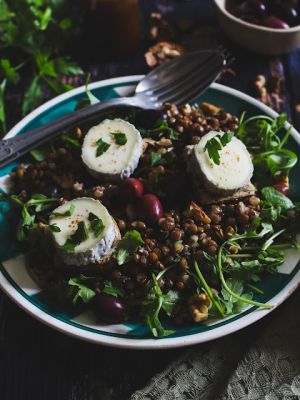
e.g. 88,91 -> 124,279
0,96 -> 138,169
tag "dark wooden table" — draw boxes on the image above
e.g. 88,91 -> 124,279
1,1 -> 299,399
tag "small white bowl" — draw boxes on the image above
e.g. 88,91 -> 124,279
213,0 -> 300,55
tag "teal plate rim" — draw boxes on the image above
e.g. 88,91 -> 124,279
0,75 -> 299,349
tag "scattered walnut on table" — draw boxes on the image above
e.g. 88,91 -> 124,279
144,41 -> 185,68
254,74 -> 283,111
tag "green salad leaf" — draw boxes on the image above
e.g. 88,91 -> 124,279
111,132 -> 127,145
204,132 -> 234,165
96,138 -> 110,157
68,275 -> 96,305
52,203 -> 75,217
88,212 -> 105,238
60,221 -> 89,252
114,230 -> 144,266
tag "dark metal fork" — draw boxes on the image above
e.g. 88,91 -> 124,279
0,49 -> 230,169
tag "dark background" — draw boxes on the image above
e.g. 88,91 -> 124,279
1,1 -> 300,399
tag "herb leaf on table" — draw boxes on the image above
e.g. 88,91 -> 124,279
0,0 -> 82,135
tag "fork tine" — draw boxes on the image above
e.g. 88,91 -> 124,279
163,63 -> 224,106
151,53 -> 224,101
155,59 -> 224,105
149,52 -> 220,97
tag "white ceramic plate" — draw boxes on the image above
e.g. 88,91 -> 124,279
0,75 -> 299,349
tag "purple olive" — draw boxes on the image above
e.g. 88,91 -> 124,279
240,14 -> 260,25
263,15 -> 290,28
247,0 -> 267,18
94,293 -> 126,323
136,194 -> 164,225
40,184 -> 59,198
230,1 -> 252,17
274,3 -> 298,25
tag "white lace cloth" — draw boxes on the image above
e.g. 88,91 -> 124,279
131,289 -> 300,400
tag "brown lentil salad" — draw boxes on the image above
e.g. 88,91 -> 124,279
3,101 -> 299,338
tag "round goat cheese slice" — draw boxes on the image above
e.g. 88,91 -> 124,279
49,197 -> 118,266
81,118 -> 143,181
191,131 -> 254,193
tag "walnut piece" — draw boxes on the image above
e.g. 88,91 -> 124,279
144,41 -> 185,68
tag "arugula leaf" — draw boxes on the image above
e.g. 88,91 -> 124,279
102,280 -> 125,298
143,273 -> 175,337
150,151 -> 164,167
220,278 -> 252,315
30,148 -> 45,162
60,221 -> 89,252
111,132 -> 127,145
261,186 -> 294,210
68,275 -> 96,305
204,132 -> 234,165
26,194 -> 58,212
88,212 -> 105,238
52,203 -> 75,217
152,119 -> 179,140
114,230 -> 144,265
96,138 -> 110,157
161,290 -> 179,316
61,133 -> 80,147
236,113 -> 297,183
49,224 -> 61,232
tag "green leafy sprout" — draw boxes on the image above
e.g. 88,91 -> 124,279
204,132 -> 234,165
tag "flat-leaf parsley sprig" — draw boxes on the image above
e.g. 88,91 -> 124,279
204,132 -> 234,165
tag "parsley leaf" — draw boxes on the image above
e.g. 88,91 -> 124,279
52,203 -> 75,217
62,133 -> 80,147
204,132 -> 234,165
88,212 -> 105,238
49,224 -> 61,232
261,186 -> 294,210
111,131 -> 127,145
60,221 -> 89,252
114,230 -> 144,265
96,138 -> 110,157
150,151 -> 165,167
30,149 -> 46,162
68,275 -> 96,305
102,280 -> 125,298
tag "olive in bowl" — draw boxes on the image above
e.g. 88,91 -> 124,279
214,0 -> 300,54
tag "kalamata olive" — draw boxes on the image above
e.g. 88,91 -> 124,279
240,14 -> 260,25
40,184 -> 59,198
135,109 -> 164,129
136,194 -> 164,224
263,15 -> 290,28
273,3 -> 298,26
119,178 -> 144,202
230,1 -> 252,17
247,0 -> 267,18
94,293 -> 126,323
273,181 -> 289,195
